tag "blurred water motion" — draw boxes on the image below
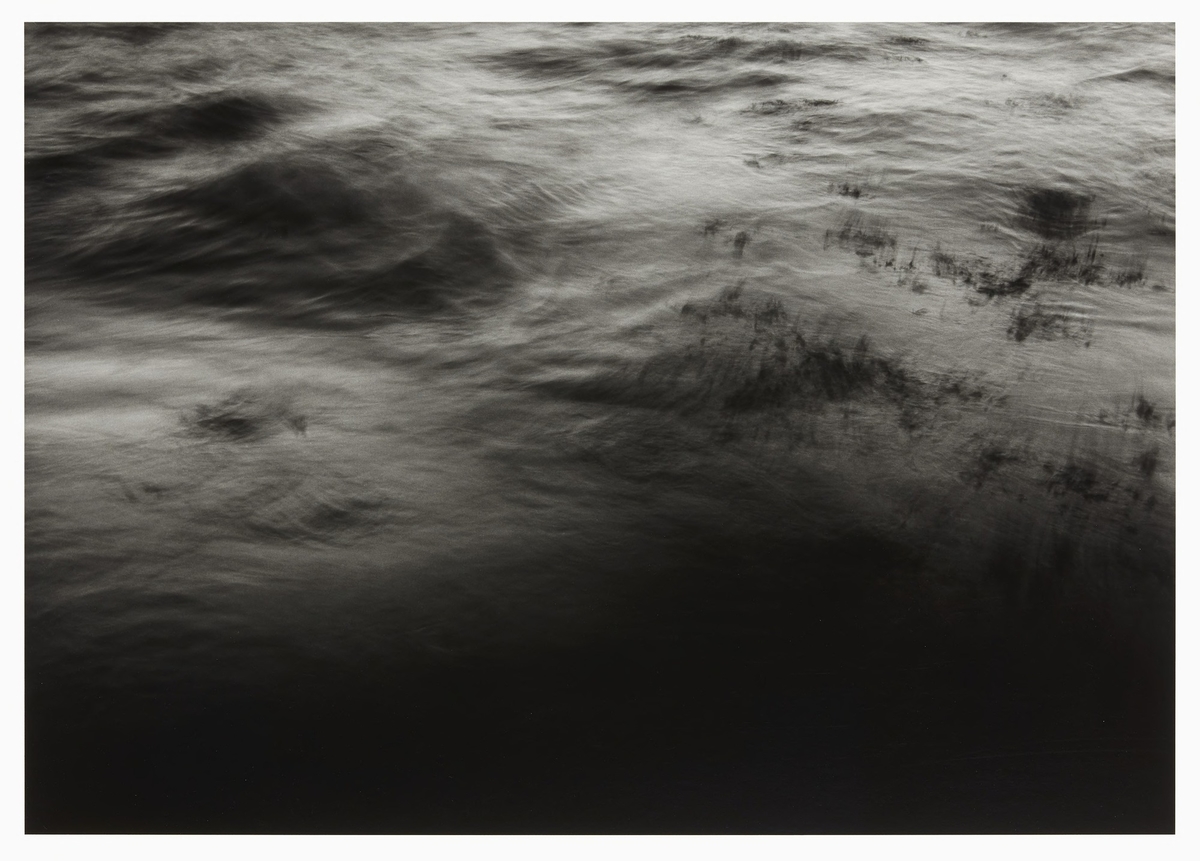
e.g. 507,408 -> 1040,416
25,23 -> 1174,833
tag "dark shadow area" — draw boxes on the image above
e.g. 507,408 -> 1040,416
26,513 -> 1173,833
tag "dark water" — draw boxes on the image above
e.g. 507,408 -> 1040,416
25,23 -> 1174,833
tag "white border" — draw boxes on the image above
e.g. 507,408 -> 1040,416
6,3 -> 1191,23
7,7 -> 1190,860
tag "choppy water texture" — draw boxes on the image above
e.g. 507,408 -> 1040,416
26,23 -> 1174,833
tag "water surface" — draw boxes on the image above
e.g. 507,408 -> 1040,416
25,22 -> 1175,833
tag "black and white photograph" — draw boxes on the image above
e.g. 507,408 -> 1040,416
23,12 -> 1178,839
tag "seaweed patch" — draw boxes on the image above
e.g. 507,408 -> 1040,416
555,284 -> 1007,444
1006,300 -> 1093,343
1004,93 -> 1085,117
927,238 -> 1107,297
1044,461 -> 1110,502
824,211 -> 897,268
746,98 -> 840,115
184,389 -> 308,441
962,442 -> 1021,488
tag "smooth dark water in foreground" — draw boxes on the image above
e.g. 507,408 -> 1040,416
25,23 -> 1174,833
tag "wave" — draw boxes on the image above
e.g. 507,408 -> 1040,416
30,138 -> 519,319
1088,66 -> 1175,87
25,22 -> 192,45
488,35 -> 748,80
484,31 -> 874,100
613,70 -> 794,97
25,90 -> 293,191
118,92 -> 289,143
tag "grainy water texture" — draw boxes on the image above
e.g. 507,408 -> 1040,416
25,23 -> 1174,833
